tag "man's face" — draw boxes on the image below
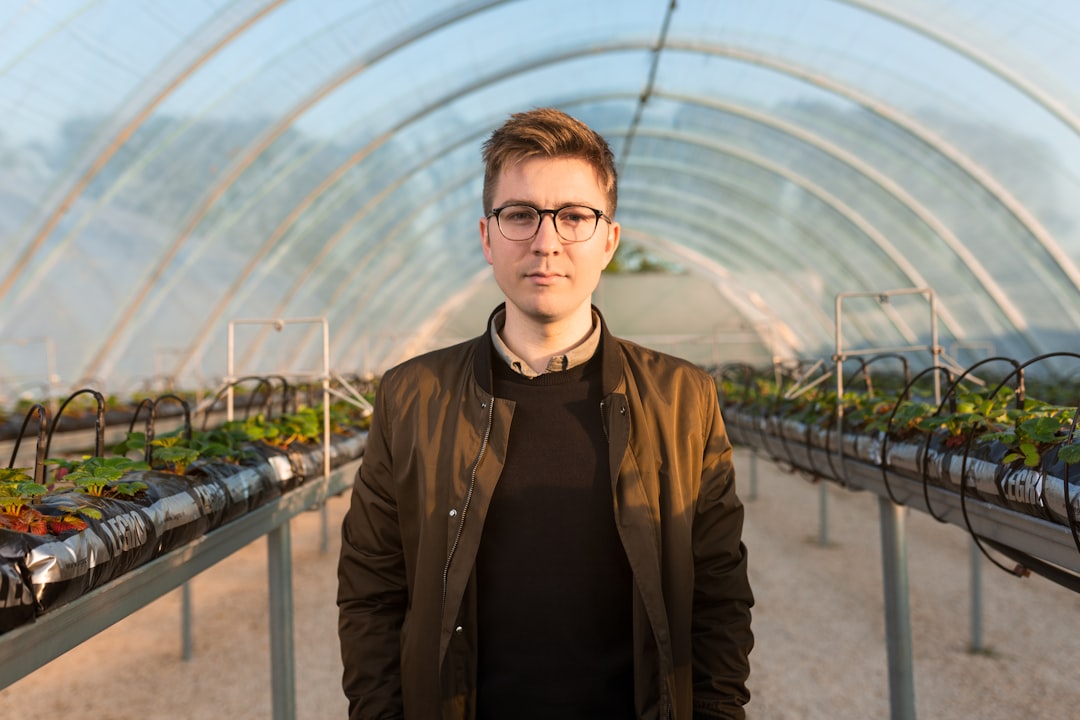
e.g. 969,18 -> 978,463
479,156 -> 619,331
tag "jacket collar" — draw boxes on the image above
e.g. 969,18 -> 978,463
473,303 -> 623,397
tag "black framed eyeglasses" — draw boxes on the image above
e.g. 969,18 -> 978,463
488,204 -> 611,243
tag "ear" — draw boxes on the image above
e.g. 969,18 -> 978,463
480,216 -> 494,265
603,220 -> 620,266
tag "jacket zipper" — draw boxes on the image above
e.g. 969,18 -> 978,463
599,399 -> 609,441
441,394 -> 495,611
604,394 -> 671,720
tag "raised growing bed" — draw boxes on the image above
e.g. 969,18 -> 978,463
717,355 -> 1080,589
0,382 -> 369,636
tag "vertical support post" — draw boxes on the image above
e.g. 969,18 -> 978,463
320,502 -> 330,553
226,322 -> 236,422
818,481 -> 829,547
969,539 -> 984,652
748,451 -> 759,501
320,318 -> 332,554
879,496 -> 916,720
219,315 -> 331,718
268,524 -> 296,720
181,581 -> 193,661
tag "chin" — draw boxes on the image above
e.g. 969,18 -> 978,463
519,297 -> 585,324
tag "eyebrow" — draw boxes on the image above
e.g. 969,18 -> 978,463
495,199 -> 601,208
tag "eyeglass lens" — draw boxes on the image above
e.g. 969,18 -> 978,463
496,205 -> 601,243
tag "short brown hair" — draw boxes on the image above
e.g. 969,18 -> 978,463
481,107 -> 618,217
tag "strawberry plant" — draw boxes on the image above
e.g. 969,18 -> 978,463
0,467 -> 47,532
35,493 -> 104,534
224,405 -> 326,450
56,456 -> 150,498
114,431 -> 200,475
189,425 -> 259,465
147,435 -> 201,475
981,407 -> 1080,467
718,365 -> 1080,472
0,467 -> 102,534
225,413 -> 283,447
276,406 -> 322,445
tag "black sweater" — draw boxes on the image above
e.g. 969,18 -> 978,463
476,353 -> 635,719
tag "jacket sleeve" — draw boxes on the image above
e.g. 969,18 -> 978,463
337,379 -> 408,720
691,373 -> 755,720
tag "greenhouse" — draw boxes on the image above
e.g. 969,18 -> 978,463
1,1 -> 1078,719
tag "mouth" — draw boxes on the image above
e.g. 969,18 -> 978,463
525,270 -> 565,285
526,268 -> 564,277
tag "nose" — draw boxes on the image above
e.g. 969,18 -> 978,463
531,212 -> 561,253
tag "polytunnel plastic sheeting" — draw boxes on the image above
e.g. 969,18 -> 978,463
618,119 -> 1033,352
1,0 -> 1080,396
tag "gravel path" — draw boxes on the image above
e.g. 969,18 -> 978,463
2,448 -> 1078,718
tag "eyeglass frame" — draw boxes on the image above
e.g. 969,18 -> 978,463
487,203 -> 613,243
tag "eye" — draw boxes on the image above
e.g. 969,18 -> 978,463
501,206 -> 538,224
557,206 -> 594,226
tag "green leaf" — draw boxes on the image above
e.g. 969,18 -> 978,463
112,431 -> 147,456
1058,443 -> 1080,465
0,467 -> 35,484
1019,416 -> 1066,444
1019,442 -> 1040,467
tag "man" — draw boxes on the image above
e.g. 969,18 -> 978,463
337,107 -> 753,719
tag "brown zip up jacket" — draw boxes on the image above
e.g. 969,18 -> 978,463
337,306 -> 753,719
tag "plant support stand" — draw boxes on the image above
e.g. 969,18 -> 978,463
879,496 -> 916,720
269,523 -> 296,720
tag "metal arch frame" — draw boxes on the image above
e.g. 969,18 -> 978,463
265,102 -> 1006,375
613,127 -> 989,345
0,0 -> 289,304
625,153 -> 912,295
618,183 -> 896,341
33,33 -> 1070,384
248,105 -> 1015,375
274,173 -> 485,376
328,199 -> 489,373
660,39 -> 1080,302
173,60 -> 1040,384
68,0 -> 515,384
76,75 -> 1054,386
324,129 -> 950,373
215,41 -> 1069,379
231,130 -> 493,371
213,39 -> 1080,363
648,91 -> 1080,330
315,65 -> 1041,371
620,226 -> 802,358
131,90 -> 650,379
283,127 -> 911,373
621,164 -> 901,303
326,154 -> 870,372
387,266 -> 496,366
835,0 -> 1080,141
324,192 -> 494,369
618,186 -> 896,346
617,200 -> 843,347
620,127 -> 1003,348
230,90 -> 665,371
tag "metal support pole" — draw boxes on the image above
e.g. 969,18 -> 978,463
181,581 -> 193,661
818,481 -> 829,547
268,524 -> 296,720
878,496 -> 916,720
748,451 -> 759,501
320,501 -> 330,553
969,539 -> 984,652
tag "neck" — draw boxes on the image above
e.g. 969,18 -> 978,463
500,304 -> 594,374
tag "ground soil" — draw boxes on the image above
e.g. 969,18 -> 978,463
2,449 -> 1077,718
